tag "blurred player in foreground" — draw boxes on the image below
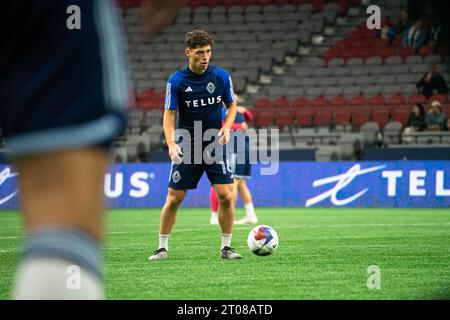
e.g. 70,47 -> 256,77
0,0 -> 182,299
149,29 -> 242,261
210,96 -> 258,225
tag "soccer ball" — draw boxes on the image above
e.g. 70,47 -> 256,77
247,225 -> 279,256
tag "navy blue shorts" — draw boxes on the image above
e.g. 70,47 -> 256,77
168,143 -> 233,190
0,0 -> 129,157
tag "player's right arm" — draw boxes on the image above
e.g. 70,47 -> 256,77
164,78 -> 183,163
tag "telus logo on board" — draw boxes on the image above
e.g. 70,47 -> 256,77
305,164 -> 450,207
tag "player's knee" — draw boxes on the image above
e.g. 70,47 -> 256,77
166,193 -> 183,210
217,191 -> 233,207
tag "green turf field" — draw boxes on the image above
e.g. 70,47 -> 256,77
1,208 -> 450,299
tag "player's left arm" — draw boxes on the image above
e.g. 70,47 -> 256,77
218,71 -> 237,145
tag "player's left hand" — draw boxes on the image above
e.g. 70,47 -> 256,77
218,127 -> 230,145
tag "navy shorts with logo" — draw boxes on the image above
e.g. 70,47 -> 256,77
168,143 -> 233,190
0,0 -> 129,157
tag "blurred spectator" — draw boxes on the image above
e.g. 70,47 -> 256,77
425,101 -> 447,131
444,118 -> 450,131
402,103 -> 426,143
403,20 -> 428,50
416,63 -> 449,99
387,11 -> 411,45
407,103 -> 427,131
137,142 -> 149,162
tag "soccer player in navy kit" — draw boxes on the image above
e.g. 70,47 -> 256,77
149,30 -> 242,260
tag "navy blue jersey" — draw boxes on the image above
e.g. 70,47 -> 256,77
164,66 -> 235,134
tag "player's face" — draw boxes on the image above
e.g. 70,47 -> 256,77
186,45 -> 212,74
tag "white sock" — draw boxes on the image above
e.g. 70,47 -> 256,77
211,211 -> 218,218
159,234 -> 170,250
244,203 -> 256,218
221,234 -> 232,249
13,257 -> 103,300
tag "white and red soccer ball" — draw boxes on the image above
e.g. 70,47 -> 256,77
247,225 -> 279,256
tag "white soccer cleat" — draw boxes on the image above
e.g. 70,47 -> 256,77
220,246 -> 242,259
148,248 -> 168,261
210,214 -> 219,225
234,216 -> 258,225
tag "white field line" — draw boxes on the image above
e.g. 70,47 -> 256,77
171,222 -> 450,233
1,222 -> 449,240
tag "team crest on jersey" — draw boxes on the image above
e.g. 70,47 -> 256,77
206,82 -> 216,94
172,170 -> 181,183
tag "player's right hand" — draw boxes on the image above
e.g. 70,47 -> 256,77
168,144 -> 183,164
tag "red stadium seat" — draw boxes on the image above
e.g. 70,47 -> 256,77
310,96 -> 328,108
371,106 -> 391,127
399,47 -> 415,61
379,48 -> 396,61
419,44 -> 434,57
339,49 -> 354,62
391,107 -> 410,126
139,97 -> 159,110
322,49 -> 338,64
138,89 -> 156,100
274,0 -> 290,5
240,0 -> 256,6
387,94 -> 405,106
257,0 -> 272,6
272,96 -> 290,108
358,47 -> 373,60
310,0 -> 323,12
188,0 -> 204,8
276,109 -> 295,129
353,39 -> 371,49
334,108 -> 351,125
329,95 -> 347,107
291,97 -> 310,108
254,109 -> 275,127
254,97 -> 271,109
429,94 -> 447,104
348,29 -> 364,39
442,105 -> 450,118
118,0 -> 138,11
335,39 -> 352,50
314,107 -> 333,126
349,95 -> 367,107
351,107 -> 371,127
295,108 -> 314,127
333,0 -> 349,15
372,38 -> 389,48
137,89 -> 160,110
369,94 -> 386,106
408,94 -> 426,105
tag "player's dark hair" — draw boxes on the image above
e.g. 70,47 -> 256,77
185,29 -> 213,49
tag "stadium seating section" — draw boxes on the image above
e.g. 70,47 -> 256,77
113,0 -> 449,162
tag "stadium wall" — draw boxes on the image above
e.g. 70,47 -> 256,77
1,161 -> 449,209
